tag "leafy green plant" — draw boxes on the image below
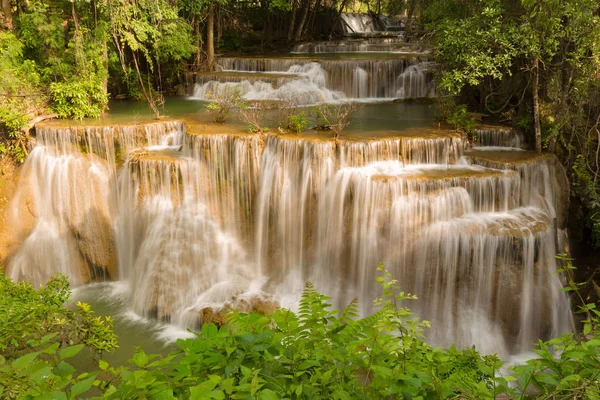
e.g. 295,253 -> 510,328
434,97 -> 476,136
4,262 -> 600,399
447,104 -> 476,135
50,78 -> 109,120
0,273 -> 118,399
286,111 -> 309,133
0,273 -> 118,359
82,265 -> 508,399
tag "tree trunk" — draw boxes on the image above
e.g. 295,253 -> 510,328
217,5 -> 222,44
329,0 -> 350,38
207,2 -> 215,72
405,0 -> 418,40
194,17 -> 202,68
293,0 -> 310,42
287,0 -> 298,42
102,40 -> 108,95
533,56 -> 542,152
306,0 -> 321,40
1,0 -> 13,30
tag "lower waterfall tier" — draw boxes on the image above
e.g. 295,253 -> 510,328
0,120 -> 572,358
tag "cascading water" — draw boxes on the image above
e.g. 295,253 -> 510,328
192,62 -> 346,104
340,13 -> 403,35
1,114 -> 573,358
0,17 -> 573,357
193,57 -> 436,101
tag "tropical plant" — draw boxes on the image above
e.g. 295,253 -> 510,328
286,111 -> 309,133
3,261 -> 600,398
0,272 -> 118,399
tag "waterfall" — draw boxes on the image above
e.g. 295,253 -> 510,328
341,13 -> 378,34
292,40 -> 422,54
340,13 -> 404,35
474,126 -> 525,149
202,57 -> 436,100
352,67 -> 369,98
192,62 -> 345,105
2,116 -> 573,357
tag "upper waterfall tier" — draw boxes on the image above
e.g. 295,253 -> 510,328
473,125 -> 525,149
466,149 -> 569,229
292,38 -> 426,54
341,13 -> 405,35
192,56 -> 435,102
1,119 -> 572,357
33,120 -> 185,163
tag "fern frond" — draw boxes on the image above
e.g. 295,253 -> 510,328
340,309 -> 385,342
339,297 -> 360,324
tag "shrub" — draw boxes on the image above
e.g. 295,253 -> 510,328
0,32 -> 48,163
287,111 -> 309,133
0,273 -> 117,399
4,261 -> 600,399
206,86 -> 247,123
50,77 -> 109,119
447,103 -> 476,135
312,101 -> 359,141
434,97 -> 476,136
238,102 -> 265,134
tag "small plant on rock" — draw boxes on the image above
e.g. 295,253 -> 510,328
286,111 -> 309,133
312,100 -> 359,141
206,86 -> 247,123
238,101 -> 265,134
434,96 -> 476,137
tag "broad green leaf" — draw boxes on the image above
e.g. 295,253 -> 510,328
59,344 -> 85,360
70,375 -> 96,397
259,389 -> 279,400
11,352 -> 40,370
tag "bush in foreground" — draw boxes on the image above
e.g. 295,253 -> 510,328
1,262 -> 600,399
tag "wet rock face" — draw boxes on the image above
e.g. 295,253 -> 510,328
1,148 -> 117,286
0,166 -> 37,265
74,209 -> 117,279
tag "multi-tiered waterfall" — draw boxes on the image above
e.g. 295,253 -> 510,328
0,34 -> 573,359
0,117 -> 573,357
192,55 -> 435,102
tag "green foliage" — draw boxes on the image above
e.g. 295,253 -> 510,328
89,265 -> 504,399
50,78 -> 109,119
4,263 -> 600,399
447,104 -> 476,135
572,155 -> 600,246
0,31 -> 47,163
286,111 -> 309,133
434,97 -> 476,135
424,0 -> 520,95
0,273 -> 118,359
0,273 -> 118,399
